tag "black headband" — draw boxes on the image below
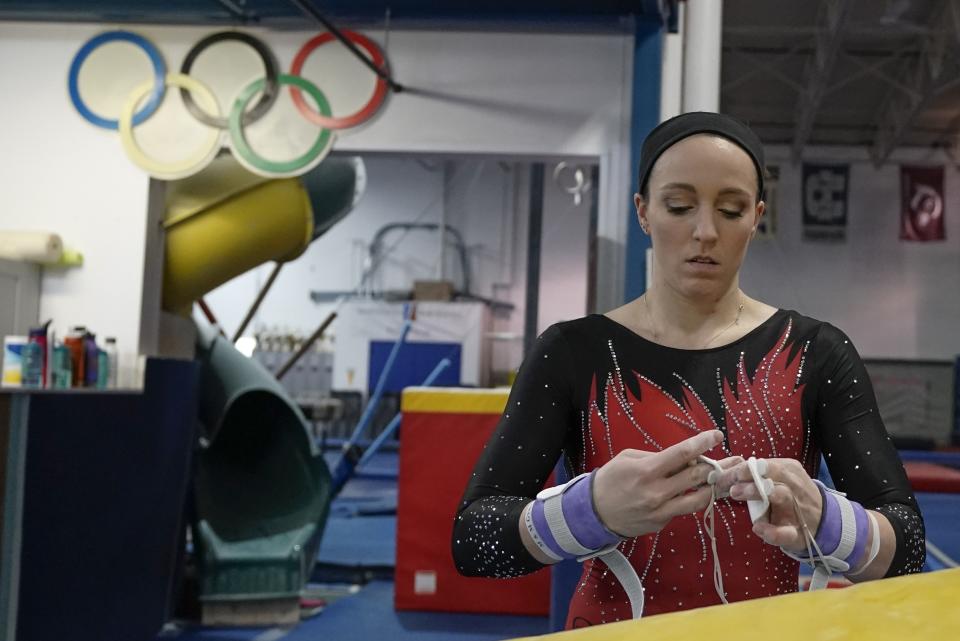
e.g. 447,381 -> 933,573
637,111 -> 765,201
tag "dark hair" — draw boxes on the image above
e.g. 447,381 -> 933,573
637,112 -> 765,203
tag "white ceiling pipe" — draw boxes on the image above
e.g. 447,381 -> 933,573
682,0 -> 723,113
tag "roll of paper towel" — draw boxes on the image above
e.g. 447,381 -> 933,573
0,231 -> 63,263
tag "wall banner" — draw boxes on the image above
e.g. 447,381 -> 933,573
900,165 -> 945,241
802,163 -> 848,242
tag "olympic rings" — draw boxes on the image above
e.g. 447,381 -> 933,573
69,30 -> 166,130
289,31 -> 389,130
229,74 -> 334,178
179,31 -> 280,129
119,73 -> 223,181
69,29 -> 389,179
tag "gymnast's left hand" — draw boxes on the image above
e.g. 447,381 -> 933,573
727,458 -> 823,553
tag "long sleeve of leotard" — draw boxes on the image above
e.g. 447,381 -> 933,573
452,324 -> 578,578
810,323 -> 926,576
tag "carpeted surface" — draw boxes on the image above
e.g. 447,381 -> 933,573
286,580 -> 549,641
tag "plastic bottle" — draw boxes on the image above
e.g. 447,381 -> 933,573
96,349 -> 109,389
104,337 -> 118,388
21,340 -> 43,388
83,333 -> 99,388
52,344 -> 72,389
28,320 -> 51,387
64,326 -> 86,388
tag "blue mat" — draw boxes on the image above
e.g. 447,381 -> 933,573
159,626 -> 269,641
163,581 -> 549,641
899,450 -> 960,467
316,515 -> 396,568
287,580 -> 549,641
322,450 -> 399,479
917,492 -> 960,564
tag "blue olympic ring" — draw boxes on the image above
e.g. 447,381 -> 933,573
68,30 -> 167,131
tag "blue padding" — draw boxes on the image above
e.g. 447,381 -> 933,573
549,460 -> 578,631
550,560 -> 582,631
898,450 -> 960,468
285,580 -> 549,641
954,356 -> 960,445
623,17 -> 663,302
367,340 -> 461,393
332,475 -> 396,505
323,451 -> 399,481
160,625 -> 269,640
316,515 -> 396,567
917,492 -> 960,564
19,359 -> 198,641
818,455 -> 835,489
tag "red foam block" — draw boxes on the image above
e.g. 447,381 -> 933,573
395,410 -> 550,615
903,461 -> 960,493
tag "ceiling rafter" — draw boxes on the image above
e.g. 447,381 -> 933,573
722,46 -> 804,94
837,51 -> 918,101
869,0 -> 960,166
791,0 -> 853,163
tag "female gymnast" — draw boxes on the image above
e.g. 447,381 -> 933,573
452,112 -> 924,628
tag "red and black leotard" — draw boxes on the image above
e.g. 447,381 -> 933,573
453,310 -> 925,628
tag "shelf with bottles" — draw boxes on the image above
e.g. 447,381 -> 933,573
2,321 -> 119,391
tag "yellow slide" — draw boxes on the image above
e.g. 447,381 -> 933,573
161,155 -> 360,313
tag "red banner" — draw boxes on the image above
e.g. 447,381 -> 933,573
900,165 -> 945,241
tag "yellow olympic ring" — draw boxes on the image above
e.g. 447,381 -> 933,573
118,73 -> 223,181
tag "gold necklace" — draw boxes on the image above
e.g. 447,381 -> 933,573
644,292 -> 744,349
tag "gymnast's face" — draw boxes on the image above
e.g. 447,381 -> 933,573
635,134 -> 764,300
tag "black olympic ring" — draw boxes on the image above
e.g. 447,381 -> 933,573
179,31 -> 281,129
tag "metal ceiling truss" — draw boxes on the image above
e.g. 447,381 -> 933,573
791,0 -> 853,163
722,46 -> 805,94
869,0 -> 960,166
938,107 -> 960,169
836,51 -> 918,101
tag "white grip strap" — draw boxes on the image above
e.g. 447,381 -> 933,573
535,472 -> 595,558
832,491 -> 858,562
808,564 -> 832,590
542,491 -> 595,557
846,512 -> 881,577
592,549 -> 644,619
781,486 -> 863,587
533,474 -> 644,619
524,501 -> 564,563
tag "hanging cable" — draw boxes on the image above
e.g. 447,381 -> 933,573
288,0 -> 404,93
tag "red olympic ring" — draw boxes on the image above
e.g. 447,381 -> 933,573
289,30 -> 389,130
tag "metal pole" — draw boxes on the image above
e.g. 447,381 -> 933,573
232,262 -> 283,342
276,310 -> 337,380
197,298 -> 226,338
523,164 -> 545,356
355,357 -> 451,472
660,0 -> 685,121
682,0 -> 723,112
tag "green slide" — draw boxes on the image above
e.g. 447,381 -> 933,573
193,324 -> 332,610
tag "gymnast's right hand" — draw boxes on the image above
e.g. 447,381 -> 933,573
592,430 -> 734,538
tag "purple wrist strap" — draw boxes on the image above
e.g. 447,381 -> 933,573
814,484 -> 870,567
531,499 -> 565,558
814,485 -> 843,554
562,472 -> 621,550
531,472 -> 620,560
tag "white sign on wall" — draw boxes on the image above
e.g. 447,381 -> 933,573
332,300 -> 490,394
